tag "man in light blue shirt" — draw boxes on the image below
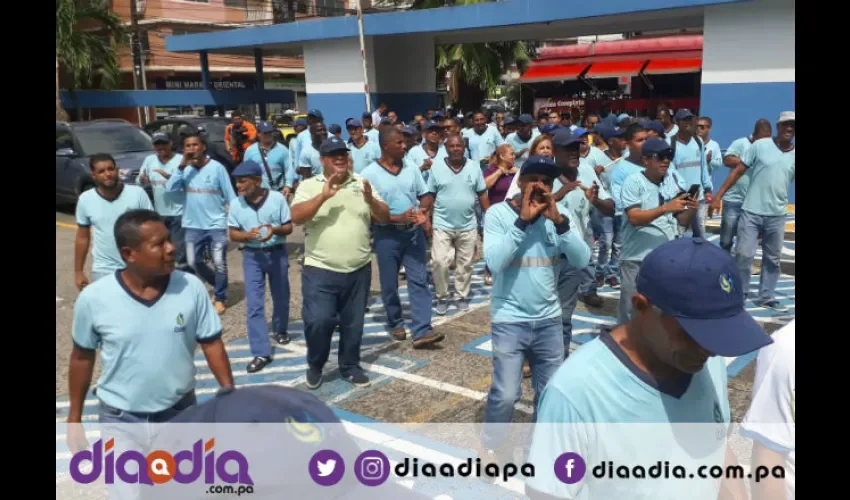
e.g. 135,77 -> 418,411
243,121 -> 294,197
710,112 -> 795,311
589,125 -> 627,290
618,137 -> 696,324
425,134 -> 490,315
714,119 -> 772,252
362,128 -> 440,347
294,109 -> 325,171
361,112 -> 380,144
66,209 -> 234,500
480,155 -> 590,462
227,161 -> 294,373
657,104 -> 678,143
550,130 -> 614,347
404,120 -> 446,183
137,132 -> 187,270
75,153 -> 154,289
525,238 -> 771,500
670,108 -> 712,237
298,122 -> 327,180
288,116 -> 308,172
463,111 -> 505,165
345,119 -> 381,174
165,133 -> 237,313
696,116 -> 723,175
504,114 -> 539,170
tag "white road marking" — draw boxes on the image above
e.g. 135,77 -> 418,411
56,296 -> 63,303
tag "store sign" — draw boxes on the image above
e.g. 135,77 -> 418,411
533,98 -> 586,116
153,78 -> 257,90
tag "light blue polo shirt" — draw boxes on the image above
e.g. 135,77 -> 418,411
553,161 -> 611,244
608,158 -> 646,215
404,143 -> 447,183
483,200 -> 590,323
663,124 -> 679,144
75,185 -> 154,274
243,142 -> 294,190
620,171 -> 685,262
672,136 -> 712,200
165,159 -> 237,231
227,190 -> 291,249
582,146 -> 611,170
360,161 -> 427,218
138,154 -> 184,217
463,126 -> 504,162
526,332 -> 730,500
348,138 -> 381,174
365,128 -> 379,144
722,136 -> 754,204
71,270 -> 223,413
741,138 -> 796,217
425,158 -> 487,232
298,142 -> 324,177
504,130 -> 540,169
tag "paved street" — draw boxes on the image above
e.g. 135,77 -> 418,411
55,209 -> 796,498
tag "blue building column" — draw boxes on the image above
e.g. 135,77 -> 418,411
700,0 -> 795,202
371,35 -> 437,122
254,48 -> 267,120
200,50 -> 215,117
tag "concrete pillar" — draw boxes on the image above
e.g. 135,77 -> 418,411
700,0 -> 795,201
303,34 -> 437,134
200,51 -> 215,117
254,48 -> 267,120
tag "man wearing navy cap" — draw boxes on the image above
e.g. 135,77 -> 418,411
291,137 -> 390,389
656,104 -> 678,142
298,122 -> 328,181
670,108 -> 712,237
504,114 -> 540,170
404,121 -> 446,183
294,109 -> 326,174
480,154 -> 590,464
401,124 -> 418,151
328,123 -> 342,139
464,110 -> 505,166
243,121 -> 294,199
590,125 -> 627,290
137,132 -> 188,271
361,111 -> 379,143
617,137 -> 697,324
346,119 -> 381,174
526,238 -> 767,500
227,160 -> 294,373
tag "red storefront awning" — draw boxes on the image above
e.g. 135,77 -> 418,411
520,63 -> 589,83
642,58 -> 702,75
584,60 -> 646,79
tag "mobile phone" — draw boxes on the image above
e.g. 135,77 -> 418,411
687,184 -> 700,198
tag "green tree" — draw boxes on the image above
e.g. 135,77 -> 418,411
56,0 -> 126,120
388,0 -> 537,111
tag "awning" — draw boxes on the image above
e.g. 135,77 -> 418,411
642,58 -> 702,75
520,63 -> 589,83
584,60 -> 646,79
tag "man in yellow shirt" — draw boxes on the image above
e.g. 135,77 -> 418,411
291,136 -> 390,390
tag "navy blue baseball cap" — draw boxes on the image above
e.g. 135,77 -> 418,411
637,238 -> 772,357
319,136 -> 349,155
295,117 -> 308,127
517,114 -> 534,125
644,120 -> 666,136
431,111 -> 445,119
595,125 -> 625,140
231,160 -> 264,178
572,127 -> 589,137
423,120 -> 442,130
520,155 -> 559,178
674,108 -> 694,121
151,131 -> 172,143
307,109 -> 323,119
540,123 -> 560,134
551,128 -> 581,148
328,123 -> 342,134
380,117 -> 392,125
642,137 -> 673,156
143,387 -> 430,500
402,125 -> 417,135
362,111 -> 372,119
257,121 -> 276,134
346,119 -> 363,129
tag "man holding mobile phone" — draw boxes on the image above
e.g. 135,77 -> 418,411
617,138 -> 698,324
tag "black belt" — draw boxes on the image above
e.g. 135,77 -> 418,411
379,223 -> 415,231
243,243 -> 286,252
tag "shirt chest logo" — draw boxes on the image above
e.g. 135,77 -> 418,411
174,313 -> 186,333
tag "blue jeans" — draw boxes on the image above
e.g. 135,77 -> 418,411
163,215 -> 188,269
734,210 -> 785,302
618,260 -> 641,325
97,391 -> 196,500
596,214 -> 622,278
242,246 -> 290,358
481,317 -> 564,450
185,228 -> 229,302
557,261 -> 586,347
719,201 -> 743,252
302,263 -> 371,377
687,200 -> 708,238
374,225 -> 433,339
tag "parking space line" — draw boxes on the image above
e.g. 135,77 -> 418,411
56,221 -> 76,229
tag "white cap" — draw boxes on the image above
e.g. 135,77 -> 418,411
777,111 -> 795,123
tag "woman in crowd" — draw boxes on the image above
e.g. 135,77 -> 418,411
482,144 -> 518,285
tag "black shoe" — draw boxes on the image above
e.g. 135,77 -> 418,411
246,356 -> 272,373
274,332 -> 291,345
581,292 -> 604,308
306,367 -> 322,390
344,371 -> 371,387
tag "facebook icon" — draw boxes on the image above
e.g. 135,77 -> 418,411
554,452 -> 587,484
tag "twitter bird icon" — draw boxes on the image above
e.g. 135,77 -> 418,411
309,450 -> 345,486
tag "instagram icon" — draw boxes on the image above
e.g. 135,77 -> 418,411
354,450 -> 390,486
